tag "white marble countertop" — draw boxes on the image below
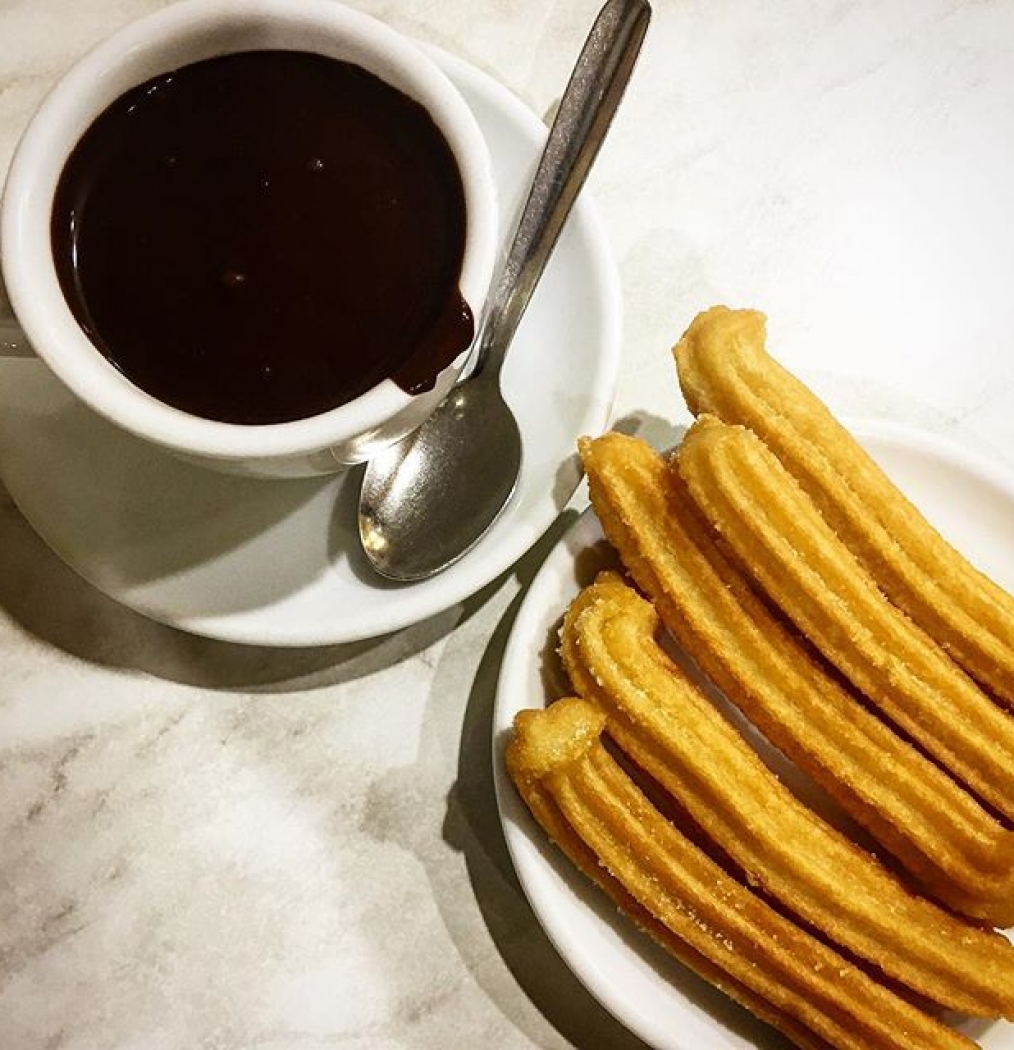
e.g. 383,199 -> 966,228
1,1 -> 1013,1048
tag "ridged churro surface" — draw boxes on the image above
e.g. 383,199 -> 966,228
507,698 -> 979,1050
677,416 -> 1014,824
674,305 -> 1014,705
578,430 -> 1014,924
559,575 -> 1014,1018
506,306 -> 1014,1047
507,701 -> 835,1050
508,774 -> 835,1050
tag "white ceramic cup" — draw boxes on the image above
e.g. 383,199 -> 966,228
0,0 -> 498,477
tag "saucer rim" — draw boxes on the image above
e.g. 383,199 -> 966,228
0,45 -> 623,648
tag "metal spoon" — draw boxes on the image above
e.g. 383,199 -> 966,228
358,0 -> 650,581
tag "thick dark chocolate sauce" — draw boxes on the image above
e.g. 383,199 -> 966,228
51,51 -> 473,425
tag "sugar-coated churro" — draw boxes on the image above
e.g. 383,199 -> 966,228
559,574 -> 1014,1018
508,712 -> 835,1050
578,430 -> 1014,925
677,415 -> 1014,824
674,305 -> 1014,706
507,697 -> 980,1050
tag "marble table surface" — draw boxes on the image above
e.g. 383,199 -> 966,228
1,1 -> 1013,1048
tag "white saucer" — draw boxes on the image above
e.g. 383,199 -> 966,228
493,422 -> 1014,1050
0,48 -> 621,647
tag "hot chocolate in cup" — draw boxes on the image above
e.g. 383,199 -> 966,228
1,0 -> 498,477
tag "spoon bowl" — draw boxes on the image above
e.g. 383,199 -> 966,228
358,375 -> 520,579
359,379 -> 522,580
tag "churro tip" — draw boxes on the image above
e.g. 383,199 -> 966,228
584,572 -> 661,636
678,415 -> 755,470
673,305 -> 768,358
579,430 -> 645,468
507,698 -> 606,783
683,413 -> 727,439
682,415 -> 785,470
589,568 -> 629,593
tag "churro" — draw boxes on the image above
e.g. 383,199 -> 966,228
674,306 -> 1014,706
579,430 -> 1014,925
677,416 -> 1014,824
560,574 -> 1014,1017
508,706 -> 834,1050
507,697 -> 979,1050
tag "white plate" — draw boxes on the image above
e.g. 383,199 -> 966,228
0,47 -> 621,647
493,421 -> 1014,1050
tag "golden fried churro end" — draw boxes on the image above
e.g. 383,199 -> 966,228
673,306 -> 769,417
506,697 -> 606,786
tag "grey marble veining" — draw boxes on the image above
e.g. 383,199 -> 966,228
1,2 -> 1013,1049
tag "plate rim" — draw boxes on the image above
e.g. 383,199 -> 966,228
492,419 -> 1014,1050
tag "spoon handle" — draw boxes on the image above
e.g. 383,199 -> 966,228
473,0 -> 651,375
